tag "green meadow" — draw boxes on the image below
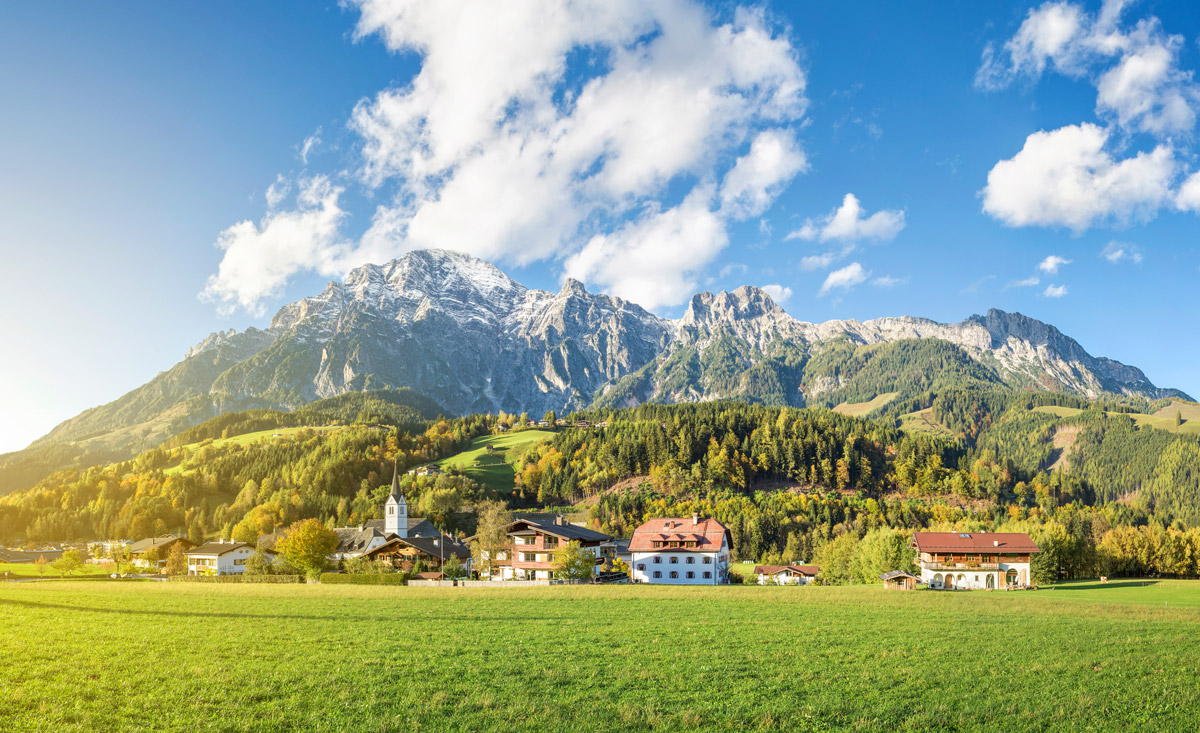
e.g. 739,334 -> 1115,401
1,580 -> 1197,731
433,429 -> 554,492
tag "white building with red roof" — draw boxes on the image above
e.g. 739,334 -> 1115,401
911,532 -> 1040,590
629,514 -> 730,585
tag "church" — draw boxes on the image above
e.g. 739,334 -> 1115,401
330,464 -> 440,560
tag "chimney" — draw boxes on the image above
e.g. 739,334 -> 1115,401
993,540 -> 1000,547
692,513 -> 699,526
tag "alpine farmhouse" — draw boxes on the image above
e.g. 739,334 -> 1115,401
629,515 -> 731,584
911,532 -> 1040,590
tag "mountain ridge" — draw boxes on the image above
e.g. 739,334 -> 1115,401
0,248 -> 1187,495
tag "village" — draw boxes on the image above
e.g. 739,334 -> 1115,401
1,463 -> 1042,591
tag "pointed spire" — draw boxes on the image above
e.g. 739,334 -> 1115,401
390,461 -> 402,500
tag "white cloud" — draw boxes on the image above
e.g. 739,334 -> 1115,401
202,177 -> 349,316
1038,255 -> 1072,274
981,123 -> 1174,231
799,249 -> 847,271
299,128 -> 322,165
818,262 -> 869,296
871,275 -> 906,288
264,175 -> 290,210
719,129 -> 807,219
1177,170 -> 1200,211
976,1 -> 1199,137
1101,240 -> 1142,263
760,283 -> 792,304
1009,275 -> 1041,288
718,262 -> 749,279
562,186 -> 727,310
788,193 -> 906,242
1043,283 -> 1069,298
201,1 -> 810,315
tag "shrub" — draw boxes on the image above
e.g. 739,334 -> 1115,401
320,573 -> 409,585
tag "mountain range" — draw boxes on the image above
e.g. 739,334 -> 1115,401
0,248 -> 1187,494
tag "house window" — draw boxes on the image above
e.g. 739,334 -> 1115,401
669,571 -> 678,579
702,557 -> 712,564
388,507 -> 394,515
703,571 -> 711,579
685,571 -> 695,579
653,571 -> 662,579
685,557 -> 695,564
653,557 -> 661,564
543,537 -> 559,549
637,564 -> 646,571
669,556 -> 678,564
234,559 -> 245,566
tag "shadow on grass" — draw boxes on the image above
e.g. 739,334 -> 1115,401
0,596 -> 566,623
1050,579 -> 1159,592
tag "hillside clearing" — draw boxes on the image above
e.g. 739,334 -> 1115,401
832,392 -> 898,417
1032,406 -> 1200,435
0,581 -> 1197,731
898,408 -> 956,437
433,430 -> 555,493
164,426 -> 348,476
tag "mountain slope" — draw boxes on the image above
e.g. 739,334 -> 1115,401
2,249 -> 1186,495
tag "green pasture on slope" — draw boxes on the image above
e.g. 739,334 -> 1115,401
1,580 -> 1197,731
1032,405 -> 1200,435
432,429 -> 555,493
831,392 -> 898,417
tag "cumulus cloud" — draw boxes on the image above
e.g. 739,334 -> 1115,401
1101,240 -> 1142,263
1038,255 -> 1072,274
562,187 -> 727,310
788,193 -> 906,243
981,123 -> 1174,231
1043,283 -> 1069,298
760,283 -> 793,304
202,177 -> 349,316
818,262 -> 869,296
1177,170 -> 1200,211
264,175 -> 290,210
977,0 -> 1199,136
719,129 -> 807,219
204,1 -> 810,314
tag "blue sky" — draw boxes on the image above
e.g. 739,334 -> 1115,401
1,0 -> 1198,453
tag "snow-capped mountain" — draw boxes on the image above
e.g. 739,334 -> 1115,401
8,249 -> 1185,494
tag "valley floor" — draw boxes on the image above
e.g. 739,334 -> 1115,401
1,581 -> 1197,731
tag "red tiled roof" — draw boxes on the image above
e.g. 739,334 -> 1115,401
911,532 -> 1040,553
629,518 -> 730,553
753,564 -> 819,576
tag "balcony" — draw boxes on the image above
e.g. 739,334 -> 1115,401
921,562 -> 1001,571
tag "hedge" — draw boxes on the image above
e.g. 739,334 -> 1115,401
169,575 -> 304,584
319,573 -> 408,585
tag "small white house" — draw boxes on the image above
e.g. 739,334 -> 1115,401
185,540 -> 261,576
629,515 -> 730,585
753,564 -> 819,585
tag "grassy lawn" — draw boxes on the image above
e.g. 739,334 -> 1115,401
0,562 -> 108,578
1,581 -> 1197,731
832,392 -> 898,417
433,429 -> 555,493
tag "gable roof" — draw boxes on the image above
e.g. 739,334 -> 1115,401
334,526 -> 390,555
186,541 -> 257,557
911,532 -> 1040,554
365,534 -> 471,561
754,564 -> 819,577
629,518 -> 730,553
507,515 -> 612,543
129,535 -> 192,555
879,570 -> 920,581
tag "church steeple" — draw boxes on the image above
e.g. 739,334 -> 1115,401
384,461 -> 408,537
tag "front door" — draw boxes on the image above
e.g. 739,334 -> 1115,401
944,574 -> 954,590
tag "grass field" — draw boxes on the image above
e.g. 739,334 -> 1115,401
1,580 -> 1197,731
1032,405 -> 1200,435
832,392 -> 898,417
898,408 -> 956,438
0,562 -> 108,578
433,430 -> 555,492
